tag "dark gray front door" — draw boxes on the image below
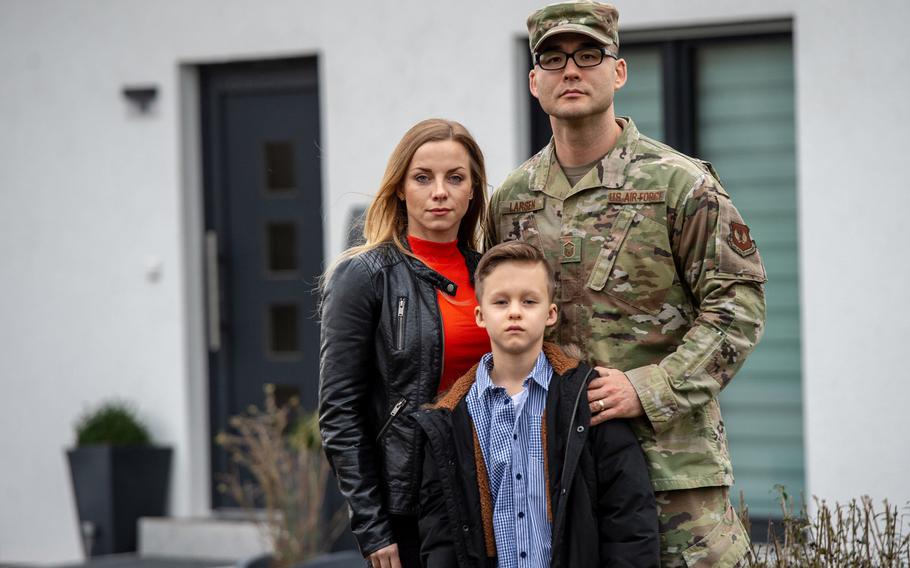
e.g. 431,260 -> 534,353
201,57 -> 323,507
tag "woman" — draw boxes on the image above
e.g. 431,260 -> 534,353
319,119 -> 491,568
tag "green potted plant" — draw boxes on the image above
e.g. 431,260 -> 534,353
67,400 -> 172,556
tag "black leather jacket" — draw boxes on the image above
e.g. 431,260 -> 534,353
318,241 -> 481,556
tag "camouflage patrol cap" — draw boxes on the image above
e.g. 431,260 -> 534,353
527,1 -> 619,54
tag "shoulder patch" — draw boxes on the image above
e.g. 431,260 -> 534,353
715,199 -> 767,282
727,222 -> 756,257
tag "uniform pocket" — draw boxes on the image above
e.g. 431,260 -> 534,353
499,212 -> 542,248
714,195 -> 767,283
586,208 -> 635,291
499,197 -> 545,248
602,212 -> 676,316
681,499 -> 750,568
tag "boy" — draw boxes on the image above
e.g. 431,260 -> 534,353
415,241 -> 659,567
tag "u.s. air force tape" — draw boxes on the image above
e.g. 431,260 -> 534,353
606,190 -> 666,204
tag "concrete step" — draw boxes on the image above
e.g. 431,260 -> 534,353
138,518 -> 271,563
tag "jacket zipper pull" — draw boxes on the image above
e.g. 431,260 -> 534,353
390,397 -> 407,417
375,397 -> 409,442
397,297 -> 406,318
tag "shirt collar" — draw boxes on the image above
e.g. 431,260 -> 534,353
475,351 -> 553,394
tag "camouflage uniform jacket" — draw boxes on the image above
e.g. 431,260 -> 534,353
485,118 -> 767,491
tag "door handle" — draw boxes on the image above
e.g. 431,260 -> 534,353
205,230 -> 222,352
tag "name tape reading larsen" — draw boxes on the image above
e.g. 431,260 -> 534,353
501,198 -> 546,214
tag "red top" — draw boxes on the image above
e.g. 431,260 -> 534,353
408,236 -> 490,393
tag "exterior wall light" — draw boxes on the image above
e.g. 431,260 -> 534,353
122,85 -> 158,112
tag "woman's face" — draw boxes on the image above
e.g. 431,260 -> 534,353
398,140 -> 473,243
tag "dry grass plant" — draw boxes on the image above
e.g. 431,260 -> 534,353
740,487 -> 910,567
216,384 -> 347,567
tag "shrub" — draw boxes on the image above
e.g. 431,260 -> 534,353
741,488 -> 910,567
216,384 -> 345,568
75,400 -> 151,446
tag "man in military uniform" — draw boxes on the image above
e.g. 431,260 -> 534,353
485,2 -> 767,566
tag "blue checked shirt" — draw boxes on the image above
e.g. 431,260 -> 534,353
466,352 -> 553,568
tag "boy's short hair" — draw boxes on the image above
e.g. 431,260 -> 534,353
475,241 -> 556,301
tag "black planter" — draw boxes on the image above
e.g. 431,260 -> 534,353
66,445 -> 172,556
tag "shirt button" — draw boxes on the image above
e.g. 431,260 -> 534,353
513,434 -> 518,440
516,473 -> 522,480
518,511 -> 525,518
462,524 -> 470,532
446,283 -> 455,294
520,552 -> 527,559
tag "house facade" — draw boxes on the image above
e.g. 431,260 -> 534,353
1,0 -> 908,562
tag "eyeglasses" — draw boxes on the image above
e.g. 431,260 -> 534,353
534,46 -> 617,71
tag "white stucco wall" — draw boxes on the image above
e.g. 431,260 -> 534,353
0,0 -> 907,562
792,0 -> 910,509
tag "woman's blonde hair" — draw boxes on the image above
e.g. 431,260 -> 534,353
325,118 -> 488,283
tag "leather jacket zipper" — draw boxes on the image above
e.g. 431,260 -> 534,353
375,397 -> 409,442
438,303 -> 445,385
396,297 -> 407,350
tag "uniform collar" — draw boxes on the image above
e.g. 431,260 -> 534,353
530,116 -> 639,195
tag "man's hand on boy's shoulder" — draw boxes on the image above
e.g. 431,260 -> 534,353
588,367 -> 644,425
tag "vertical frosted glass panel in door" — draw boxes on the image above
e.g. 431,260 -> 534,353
698,38 -> 804,520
